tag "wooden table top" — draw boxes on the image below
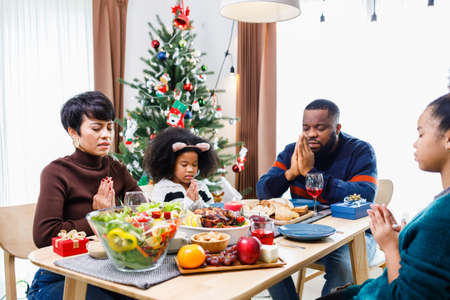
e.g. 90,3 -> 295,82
29,216 -> 369,300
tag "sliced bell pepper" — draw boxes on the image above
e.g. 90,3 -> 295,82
107,228 -> 137,252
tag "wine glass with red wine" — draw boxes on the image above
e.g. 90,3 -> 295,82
306,172 -> 324,215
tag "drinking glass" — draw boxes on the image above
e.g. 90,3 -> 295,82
250,218 -> 275,245
124,191 -> 148,207
306,172 -> 324,215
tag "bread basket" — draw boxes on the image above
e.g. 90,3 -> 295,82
190,232 -> 230,253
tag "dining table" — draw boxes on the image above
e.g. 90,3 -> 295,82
28,215 -> 370,300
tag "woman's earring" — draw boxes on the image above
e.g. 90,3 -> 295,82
72,137 -> 80,148
195,170 -> 200,177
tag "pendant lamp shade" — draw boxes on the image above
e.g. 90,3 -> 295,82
220,0 -> 300,23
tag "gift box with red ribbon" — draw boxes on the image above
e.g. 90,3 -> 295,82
52,229 -> 88,257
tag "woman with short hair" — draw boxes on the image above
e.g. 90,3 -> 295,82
29,91 -> 139,300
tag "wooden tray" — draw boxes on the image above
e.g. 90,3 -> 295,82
175,257 -> 286,274
271,210 -> 314,226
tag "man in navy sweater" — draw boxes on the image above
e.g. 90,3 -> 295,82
257,99 -> 378,298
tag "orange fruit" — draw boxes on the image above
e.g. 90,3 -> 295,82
177,244 -> 206,269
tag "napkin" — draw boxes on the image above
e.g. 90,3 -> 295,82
54,254 -> 180,289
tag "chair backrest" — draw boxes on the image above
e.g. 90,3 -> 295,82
0,203 -> 37,300
0,203 -> 37,258
374,179 -> 394,206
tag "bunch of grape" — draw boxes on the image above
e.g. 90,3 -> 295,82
202,245 -> 239,267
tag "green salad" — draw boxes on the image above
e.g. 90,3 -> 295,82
88,202 -> 183,270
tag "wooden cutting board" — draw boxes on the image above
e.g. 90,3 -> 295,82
271,210 -> 314,226
175,257 -> 285,274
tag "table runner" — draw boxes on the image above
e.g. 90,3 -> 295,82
54,254 -> 181,289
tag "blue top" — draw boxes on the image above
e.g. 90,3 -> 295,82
256,132 -> 377,204
342,189 -> 450,299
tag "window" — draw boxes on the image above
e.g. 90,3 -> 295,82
277,0 -> 450,218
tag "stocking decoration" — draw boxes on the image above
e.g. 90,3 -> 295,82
167,100 -> 188,128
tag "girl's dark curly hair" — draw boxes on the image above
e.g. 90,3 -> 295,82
144,127 -> 219,183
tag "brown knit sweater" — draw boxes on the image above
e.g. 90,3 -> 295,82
33,149 -> 140,248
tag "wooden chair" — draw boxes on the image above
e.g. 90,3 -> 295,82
296,179 -> 394,298
0,203 -> 37,300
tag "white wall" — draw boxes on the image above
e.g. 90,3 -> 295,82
124,0 -> 238,184
277,0 -> 450,220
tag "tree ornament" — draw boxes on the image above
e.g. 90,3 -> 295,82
157,51 -> 167,61
159,73 -> 170,85
179,39 -> 187,47
192,100 -> 200,111
174,88 -> 182,100
201,65 -> 207,72
167,100 -> 188,128
229,119 -> 236,125
232,147 -> 248,173
198,98 -> 205,106
151,40 -> 160,49
184,110 -> 192,119
195,74 -> 205,82
215,106 -> 223,118
158,85 -> 168,93
156,90 -> 165,98
184,82 -> 193,91
150,133 -> 156,140
124,117 -> 138,149
173,0 -> 190,30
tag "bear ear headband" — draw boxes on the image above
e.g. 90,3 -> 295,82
172,142 -> 210,152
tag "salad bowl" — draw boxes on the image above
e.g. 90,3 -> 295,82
86,202 -> 183,272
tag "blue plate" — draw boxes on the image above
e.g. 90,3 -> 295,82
209,203 -> 225,209
290,198 -> 315,209
278,223 -> 336,241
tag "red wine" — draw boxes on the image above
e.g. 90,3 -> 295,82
307,188 -> 323,198
251,229 -> 274,245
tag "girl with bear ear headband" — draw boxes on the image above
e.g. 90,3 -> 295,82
143,127 -> 219,210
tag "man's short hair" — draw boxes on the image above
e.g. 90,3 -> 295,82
305,99 -> 340,123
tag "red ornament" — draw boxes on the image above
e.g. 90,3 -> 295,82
232,164 -> 240,173
173,0 -> 190,30
174,14 -> 190,30
158,85 -> 168,93
151,40 -> 160,49
183,83 -> 193,91
150,133 -> 156,140
171,4 -> 181,14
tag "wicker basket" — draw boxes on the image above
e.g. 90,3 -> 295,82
191,232 -> 230,253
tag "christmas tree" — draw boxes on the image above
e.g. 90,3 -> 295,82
115,1 -> 243,192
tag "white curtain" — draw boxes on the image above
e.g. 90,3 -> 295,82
277,0 -> 450,219
0,0 -> 93,207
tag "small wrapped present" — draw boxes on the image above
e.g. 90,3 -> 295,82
52,229 -> 88,257
331,194 -> 371,220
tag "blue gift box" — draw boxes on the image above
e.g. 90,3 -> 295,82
330,201 -> 371,220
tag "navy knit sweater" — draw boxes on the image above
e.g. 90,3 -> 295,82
256,132 -> 377,204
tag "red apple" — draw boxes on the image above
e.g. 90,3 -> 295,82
236,236 -> 261,265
